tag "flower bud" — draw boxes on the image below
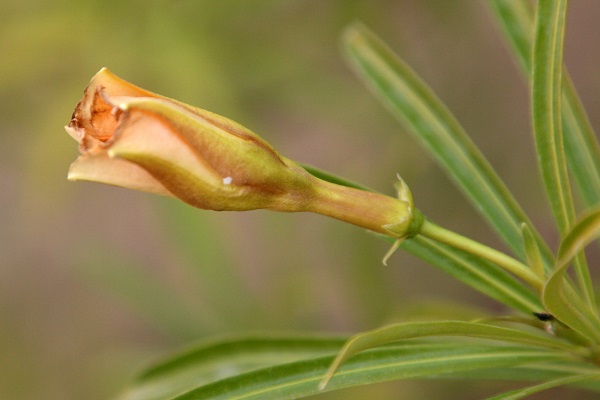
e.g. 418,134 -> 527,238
66,68 -> 421,238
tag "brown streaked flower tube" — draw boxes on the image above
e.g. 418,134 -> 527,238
66,68 -> 422,238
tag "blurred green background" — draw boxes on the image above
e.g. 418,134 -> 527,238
2,1 -> 600,399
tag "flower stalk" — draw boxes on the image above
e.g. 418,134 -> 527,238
419,220 -> 544,291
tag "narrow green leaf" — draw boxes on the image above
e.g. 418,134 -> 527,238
531,0 -> 597,316
119,335 -> 345,400
343,23 -> 553,270
531,0 -> 575,234
562,76 -> 600,207
521,223 -> 545,281
533,0 -> 595,311
171,343 -> 571,400
543,208 -> 600,343
557,207 -> 600,264
488,0 -> 600,208
486,373 -> 600,400
320,320 -> 581,389
487,0 -> 534,72
456,361 -> 600,386
300,163 -> 373,191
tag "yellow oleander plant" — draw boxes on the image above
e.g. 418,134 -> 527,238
66,1 -> 600,399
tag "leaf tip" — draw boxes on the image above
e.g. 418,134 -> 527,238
318,356 -> 344,391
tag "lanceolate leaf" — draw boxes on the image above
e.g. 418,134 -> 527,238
343,23 -> 553,270
487,0 -> 534,72
556,208 -> 600,266
119,335 -> 344,400
532,0 -> 576,234
488,0 -> 600,208
128,340 -> 571,400
561,76 -> 600,208
320,320 -> 581,388
543,208 -> 600,343
521,223 -> 545,281
456,361 -> 600,383
300,163 -> 373,191
532,0 -> 595,307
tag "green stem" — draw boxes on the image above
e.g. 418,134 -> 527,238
419,220 -> 543,292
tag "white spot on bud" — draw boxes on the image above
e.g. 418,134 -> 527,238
223,176 -> 233,185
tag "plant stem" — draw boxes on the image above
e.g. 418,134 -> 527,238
419,219 -> 543,292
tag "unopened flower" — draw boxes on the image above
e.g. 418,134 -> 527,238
66,68 -> 421,238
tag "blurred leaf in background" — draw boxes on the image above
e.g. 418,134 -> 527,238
1,1 -> 599,399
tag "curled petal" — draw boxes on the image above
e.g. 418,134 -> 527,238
68,152 -> 172,197
108,108 -> 247,210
